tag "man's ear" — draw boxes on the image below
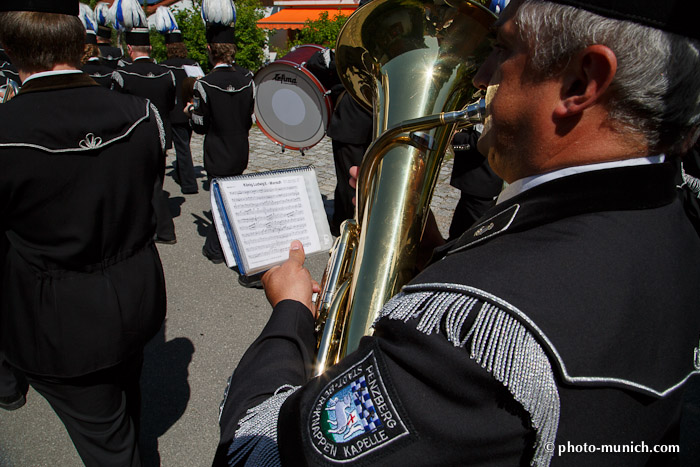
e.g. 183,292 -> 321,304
554,44 -> 617,118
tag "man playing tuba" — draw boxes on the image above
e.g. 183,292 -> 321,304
214,0 -> 700,465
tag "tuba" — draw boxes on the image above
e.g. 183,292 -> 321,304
314,0 -> 496,375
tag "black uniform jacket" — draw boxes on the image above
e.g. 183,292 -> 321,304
82,57 -> 114,88
191,65 -> 254,178
161,57 -> 201,127
0,72 -> 167,378
97,43 -> 123,70
215,161 -> 700,466
112,57 -> 176,147
450,129 -> 502,199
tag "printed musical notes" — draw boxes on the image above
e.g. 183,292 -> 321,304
210,167 -> 333,275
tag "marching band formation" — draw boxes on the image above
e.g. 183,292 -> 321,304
1,0 -> 700,466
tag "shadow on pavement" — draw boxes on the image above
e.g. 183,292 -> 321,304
139,323 -> 194,467
192,211 -> 213,238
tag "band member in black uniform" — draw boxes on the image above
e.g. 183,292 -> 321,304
0,1 -> 166,465
305,46 -> 373,236
327,91 -> 373,235
188,14 -> 255,274
112,26 -> 177,244
213,0 -> 700,465
80,22 -> 113,88
94,1 -> 122,70
161,28 -> 202,195
447,126 -> 503,240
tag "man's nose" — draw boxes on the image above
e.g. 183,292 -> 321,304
472,57 -> 492,91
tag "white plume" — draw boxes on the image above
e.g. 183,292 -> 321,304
154,6 -> 179,33
109,0 -> 147,31
79,3 -> 97,32
201,0 -> 237,26
94,2 -> 111,27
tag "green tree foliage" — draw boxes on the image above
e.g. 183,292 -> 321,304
80,1 -> 268,73
149,6 -> 210,71
149,0 -> 269,72
233,0 -> 270,72
288,11 -> 349,51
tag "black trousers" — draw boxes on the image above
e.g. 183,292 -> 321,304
331,140 -> 368,231
23,352 -> 144,467
0,353 -> 24,397
152,177 -> 175,241
203,176 -> 224,260
171,124 -> 198,193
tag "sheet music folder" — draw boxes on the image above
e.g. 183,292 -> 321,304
210,166 -> 333,276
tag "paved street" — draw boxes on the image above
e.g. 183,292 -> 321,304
0,127 -> 459,466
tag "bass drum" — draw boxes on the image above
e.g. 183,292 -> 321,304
254,44 -> 332,151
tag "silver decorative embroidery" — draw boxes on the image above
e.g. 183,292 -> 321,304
681,163 -> 700,197
194,81 -> 207,104
149,102 -> 166,152
79,133 -> 103,149
381,288 -> 560,467
474,222 -> 494,236
111,70 -> 124,88
228,384 -> 300,467
192,114 -> 204,126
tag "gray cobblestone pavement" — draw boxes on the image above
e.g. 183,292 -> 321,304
194,126 -> 460,237
0,127 -> 460,467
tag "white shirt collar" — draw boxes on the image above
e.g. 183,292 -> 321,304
496,155 -> 666,205
22,69 -> 82,84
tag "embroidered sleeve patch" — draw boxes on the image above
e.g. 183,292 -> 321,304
308,350 -> 408,462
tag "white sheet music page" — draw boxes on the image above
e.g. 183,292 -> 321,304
221,174 -> 321,272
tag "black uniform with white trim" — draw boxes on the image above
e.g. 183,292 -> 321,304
111,57 -> 176,147
161,57 -> 202,194
190,64 -> 254,178
214,161 -> 700,466
112,57 -> 177,242
97,42 -> 123,70
0,71 -> 167,464
82,56 -> 113,88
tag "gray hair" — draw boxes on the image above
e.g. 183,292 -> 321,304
515,0 -> 700,155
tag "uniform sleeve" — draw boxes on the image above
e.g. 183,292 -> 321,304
215,291 -> 541,466
214,299 -> 316,465
167,71 -> 177,113
190,80 -> 210,134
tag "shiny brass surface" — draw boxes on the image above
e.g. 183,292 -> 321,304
0,79 -> 19,103
314,0 -> 495,374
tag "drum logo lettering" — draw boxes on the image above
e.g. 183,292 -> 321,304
274,73 -> 297,85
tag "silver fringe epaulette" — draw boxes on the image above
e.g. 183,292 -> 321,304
378,284 -> 560,467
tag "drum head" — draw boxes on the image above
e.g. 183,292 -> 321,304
254,61 -> 331,150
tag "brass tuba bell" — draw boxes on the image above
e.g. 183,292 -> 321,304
314,0 -> 496,375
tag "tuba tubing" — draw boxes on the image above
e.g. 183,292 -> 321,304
313,0 -> 495,376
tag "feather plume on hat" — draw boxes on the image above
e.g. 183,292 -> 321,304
154,6 -> 179,34
94,2 -> 111,27
79,3 -> 98,33
201,0 -> 237,27
109,0 -> 147,31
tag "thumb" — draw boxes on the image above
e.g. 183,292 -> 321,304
288,240 -> 306,265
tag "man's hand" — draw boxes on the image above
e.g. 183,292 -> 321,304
349,166 -> 359,205
262,240 -> 320,315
